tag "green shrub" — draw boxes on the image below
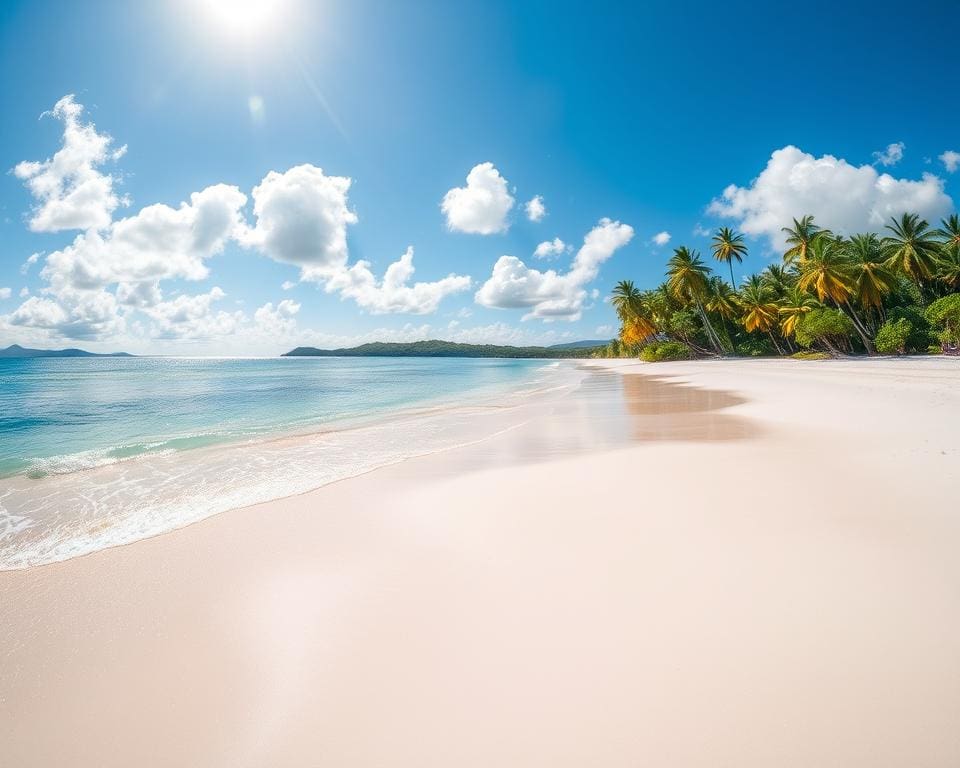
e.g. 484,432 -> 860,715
735,336 -> 775,357
791,351 -> 831,360
887,305 -> 935,352
795,308 -> 854,351
928,345 -> 943,355
925,294 -> 960,346
875,318 -> 913,355
640,340 -> 694,362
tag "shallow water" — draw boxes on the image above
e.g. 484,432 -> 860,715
0,357 -> 570,569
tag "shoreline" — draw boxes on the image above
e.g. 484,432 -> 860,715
2,358 -> 959,767
0,360 -> 580,571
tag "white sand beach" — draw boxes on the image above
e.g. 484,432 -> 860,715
2,358 -> 959,767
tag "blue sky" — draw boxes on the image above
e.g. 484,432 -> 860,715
1,0 -> 958,354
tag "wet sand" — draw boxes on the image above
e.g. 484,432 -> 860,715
1,358 -> 959,767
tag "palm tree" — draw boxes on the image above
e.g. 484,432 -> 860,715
666,247 -> 724,353
738,281 -> 782,353
761,264 -> 792,298
936,214 -> 960,250
846,233 -> 898,314
882,213 -> 942,284
782,215 -> 829,264
937,246 -> 960,289
611,280 -> 657,343
706,276 -> 738,352
798,235 -> 876,353
797,235 -> 854,304
710,227 -> 747,288
778,286 -> 819,341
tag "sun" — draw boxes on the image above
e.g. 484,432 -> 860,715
198,0 -> 288,39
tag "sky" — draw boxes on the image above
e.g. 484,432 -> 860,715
0,0 -> 958,355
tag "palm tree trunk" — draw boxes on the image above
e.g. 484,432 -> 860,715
842,302 -> 876,355
767,330 -> 784,355
728,261 -> 736,289
694,298 -> 723,354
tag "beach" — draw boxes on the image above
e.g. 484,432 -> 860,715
2,357 -> 959,767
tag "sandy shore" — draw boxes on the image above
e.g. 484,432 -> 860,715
2,358 -> 959,767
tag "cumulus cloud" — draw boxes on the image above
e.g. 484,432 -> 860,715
440,162 -> 514,234
475,218 -> 634,321
242,164 -> 357,277
254,299 -> 300,336
941,150 -> 960,174
872,141 -> 905,167
323,246 -> 471,314
19,287 -> 30,298
9,287 -> 124,340
281,280 -> 296,291
708,145 -> 953,252
525,195 -> 546,222
652,231 -> 671,246
0,287 -> 11,300
533,237 -> 569,260
14,95 -> 127,233
143,287 -> 243,340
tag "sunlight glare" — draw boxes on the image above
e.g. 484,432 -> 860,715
199,0 -> 287,39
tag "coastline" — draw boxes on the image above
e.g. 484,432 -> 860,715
2,358 -> 959,767
0,358 -> 576,570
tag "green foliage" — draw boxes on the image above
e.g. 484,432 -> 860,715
735,336 -> 775,357
791,351 -> 831,360
887,305 -> 934,352
794,308 -> 854,350
640,340 -> 694,362
925,294 -> 960,344
875,318 -> 913,355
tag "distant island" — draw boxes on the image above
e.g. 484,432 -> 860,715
0,344 -> 134,359
283,340 -> 607,358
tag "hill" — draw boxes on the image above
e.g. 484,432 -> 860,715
283,340 -> 602,359
0,344 -> 134,359
548,339 -> 611,350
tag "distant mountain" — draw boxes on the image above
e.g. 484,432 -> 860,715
548,339 -> 612,350
283,340 -> 602,359
0,344 -> 134,359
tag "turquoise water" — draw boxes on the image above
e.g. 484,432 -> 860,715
0,356 -> 550,478
0,357 -> 572,569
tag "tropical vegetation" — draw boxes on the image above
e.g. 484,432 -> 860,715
597,213 -> 960,360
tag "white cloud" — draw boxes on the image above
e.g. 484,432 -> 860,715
20,252 -> 41,275
9,287 -> 124,340
41,183 -> 248,295
13,95 -> 127,233
533,237 -> 569,260
323,246 -> 471,314
281,280 -> 296,291
595,324 -> 614,336
143,287 -> 243,340
254,299 -> 300,336
475,218 -> 634,321
525,195 -> 546,222
0,287 -> 11,300
242,164 -> 357,277
440,162 -> 514,234
940,150 -> 960,174
872,141 -> 905,167
19,287 -> 30,298
708,145 -> 953,252
652,231 -> 671,246
693,223 -> 712,237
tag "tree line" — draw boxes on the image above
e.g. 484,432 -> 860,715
600,213 -> 960,360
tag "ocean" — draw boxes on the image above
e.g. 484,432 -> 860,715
0,356 -> 575,569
